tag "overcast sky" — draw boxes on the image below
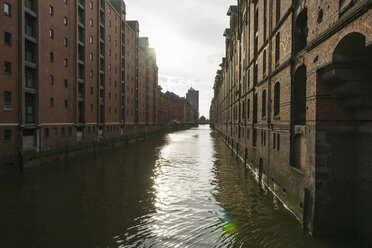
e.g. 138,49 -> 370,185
125,0 -> 237,118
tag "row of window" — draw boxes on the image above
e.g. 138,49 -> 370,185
1,124 -> 122,142
44,127 -> 72,138
233,82 -> 281,121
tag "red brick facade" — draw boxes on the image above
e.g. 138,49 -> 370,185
0,0 -> 167,158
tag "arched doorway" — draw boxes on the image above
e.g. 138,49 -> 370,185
316,32 -> 372,241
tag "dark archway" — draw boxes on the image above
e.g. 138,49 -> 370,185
315,33 -> 372,243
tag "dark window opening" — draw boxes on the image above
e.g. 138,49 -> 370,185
4,61 -> 11,75
263,50 -> 267,76
262,90 -> 267,118
25,93 -> 34,123
274,82 -> 280,116
4,91 -> 11,105
275,33 -> 280,65
247,99 -> 250,120
293,66 -> 306,125
4,32 -> 11,46
294,9 -> 308,54
4,130 -> 11,141
276,0 -> 281,25
44,128 -> 49,138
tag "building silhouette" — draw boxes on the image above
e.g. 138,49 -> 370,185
186,87 -> 199,121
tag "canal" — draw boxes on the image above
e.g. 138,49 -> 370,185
0,126 -> 357,247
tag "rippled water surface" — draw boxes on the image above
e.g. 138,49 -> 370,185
0,126 -> 357,247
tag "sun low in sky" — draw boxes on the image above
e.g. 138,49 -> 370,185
125,0 -> 237,118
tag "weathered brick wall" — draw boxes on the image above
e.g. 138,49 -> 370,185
211,1 -> 372,244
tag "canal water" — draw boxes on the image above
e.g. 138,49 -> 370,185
0,126 -> 358,247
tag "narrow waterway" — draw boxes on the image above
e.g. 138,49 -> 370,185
0,126 -> 356,247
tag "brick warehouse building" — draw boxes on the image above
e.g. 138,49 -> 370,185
210,0 -> 372,245
164,91 -> 198,124
0,0 -> 163,159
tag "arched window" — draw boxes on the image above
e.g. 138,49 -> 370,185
242,101 -> 245,119
262,90 -> 267,118
293,66 -> 306,125
294,9 -> 308,54
275,33 -> 280,65
276,0 -> 281,25
274,82 -> 280,116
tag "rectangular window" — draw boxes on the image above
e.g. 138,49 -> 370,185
64,100 -> 68,108
4,3 -> 11,17
64,17 -> 68,25
263,50 -> 267,76
4,32 -> 11,46
25,0 -> 33,11
50,52 -> 54,62
64,79 -> 68,88
276,0 -> 281,25
64,59 -> 68,67
64,38 -> 68,47
275,33 -> 280,65
44,128 -> 49,137
25,41 -> 34,63
25,93 -> 34,123
25,15 -> 34,37
25,68 -> 34,88
49,75 -> 54,85
49,98 -> 54,107
61,128 -> 65,136
68,127 -> 72,136
49,6 -> 53,15
4,62 -> 11,75
4,130 -> 11,141
49,29 -> 54,38
277,134 -> 280,151
4,91 -> 11,105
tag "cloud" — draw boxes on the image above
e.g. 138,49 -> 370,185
125,0 -> 237,117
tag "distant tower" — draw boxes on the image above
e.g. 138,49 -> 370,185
186,87 -> 199,118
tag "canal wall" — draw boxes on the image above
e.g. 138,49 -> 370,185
0,125 -> 196,170
216,129 -> 305,227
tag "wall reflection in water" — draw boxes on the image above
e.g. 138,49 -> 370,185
0,126 -> 358,248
